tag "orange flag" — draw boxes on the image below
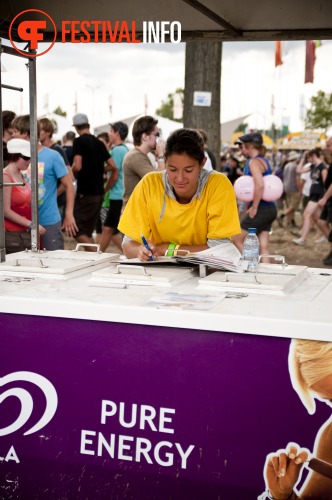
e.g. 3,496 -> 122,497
305,40 -> 316,83
275,41 -> 283,67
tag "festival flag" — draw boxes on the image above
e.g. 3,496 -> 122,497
275,41 -> 283,67
305,40 -> 316,84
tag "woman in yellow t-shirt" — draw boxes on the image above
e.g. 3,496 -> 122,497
118,128 -> 240,261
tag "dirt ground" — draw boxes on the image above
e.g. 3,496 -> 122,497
268,219 -> 331,269
64,216 -> 332,269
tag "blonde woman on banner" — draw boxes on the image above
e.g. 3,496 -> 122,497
259,339 -> 332,500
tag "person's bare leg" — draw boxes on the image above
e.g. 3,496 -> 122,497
75,234 -> 97,251
258,231 -> 270,262
111,232 -> 123,252
99,226 -> 113,253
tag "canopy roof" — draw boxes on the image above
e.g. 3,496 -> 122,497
277,131 -> 327,150
2,0 -> 332,43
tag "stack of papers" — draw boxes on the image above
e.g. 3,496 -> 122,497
175,241 -> 246,273
145,291 -> 225,310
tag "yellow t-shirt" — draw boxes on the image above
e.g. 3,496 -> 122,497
118,171 -> 241,245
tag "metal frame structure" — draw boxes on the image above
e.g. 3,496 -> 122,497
0,41 -> 39,262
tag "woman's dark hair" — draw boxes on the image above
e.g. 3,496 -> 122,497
165,128 -> 205,164
6,153 -> 21,163
308,147 -> 321,157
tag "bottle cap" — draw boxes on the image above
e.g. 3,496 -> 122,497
248,228 -> 257,234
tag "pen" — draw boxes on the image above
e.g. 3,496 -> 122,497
140,234 -> 154,261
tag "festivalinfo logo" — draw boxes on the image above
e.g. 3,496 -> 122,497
9,9 -> 182,57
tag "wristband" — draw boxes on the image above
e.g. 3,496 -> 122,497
173,244 -> 180,256
157,156 -> 165,162
28,222 -> 32,229
166,243 -> 176,257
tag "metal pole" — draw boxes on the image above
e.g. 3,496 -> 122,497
28,54 -> 40,251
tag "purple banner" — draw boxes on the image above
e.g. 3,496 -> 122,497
0,313 -> 329,498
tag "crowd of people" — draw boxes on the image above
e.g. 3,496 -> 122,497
2,109 -> 332,267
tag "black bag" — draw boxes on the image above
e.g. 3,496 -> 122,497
5,231 -> 32,254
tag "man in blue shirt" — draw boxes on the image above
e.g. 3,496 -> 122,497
99,121 -> 129,252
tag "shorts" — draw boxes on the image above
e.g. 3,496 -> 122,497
41,221 -> 64,251
104,199 -> 123,230
320,200 -> 332,224
74,194 -> 104,238
285,191 -> 301,211
241,204 -> 277,234
309,194 -> 323,203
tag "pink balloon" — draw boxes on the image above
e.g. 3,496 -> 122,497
234,175 -> 283,202
262,175 -> 284,201
233,176 -> 254,202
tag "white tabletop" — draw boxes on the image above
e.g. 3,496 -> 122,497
0,252 -> 331,342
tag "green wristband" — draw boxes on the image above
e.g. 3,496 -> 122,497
166,243 -> 176,257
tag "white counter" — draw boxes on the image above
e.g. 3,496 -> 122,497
0,255 -> 331,342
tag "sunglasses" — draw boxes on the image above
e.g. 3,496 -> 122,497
20,154 -> 31,161
150,132 -> 160,137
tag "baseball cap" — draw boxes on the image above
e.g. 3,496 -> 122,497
109,121 -> 128,139
7,138 -> 31,157
73,113 -> 89,126
235,132 -> 263,145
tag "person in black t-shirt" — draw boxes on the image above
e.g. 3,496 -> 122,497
62,131 -> 76,166
72,113 -> 117,251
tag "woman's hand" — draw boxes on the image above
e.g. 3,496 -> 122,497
263,443 -> 309,500
137,241 -> 168,261
247,205 -> 258,219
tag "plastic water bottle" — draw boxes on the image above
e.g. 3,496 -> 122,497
242,228 -> 260,272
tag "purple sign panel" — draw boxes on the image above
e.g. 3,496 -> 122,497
0,313 -> 331,498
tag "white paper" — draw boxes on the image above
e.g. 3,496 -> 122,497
145,291 -> 225,310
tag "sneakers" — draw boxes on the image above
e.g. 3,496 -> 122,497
315,236 -> 328,243
293,237 -> 305,246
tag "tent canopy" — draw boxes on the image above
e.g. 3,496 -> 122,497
277,131 -> 327,150
2,0 -> 332,43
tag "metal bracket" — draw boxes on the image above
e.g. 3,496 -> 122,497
258,254 -> 287,268
73,243 -> 102,253
224,272 -> 261,284
115,265 -> 151,276
13,258 -> 48,268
